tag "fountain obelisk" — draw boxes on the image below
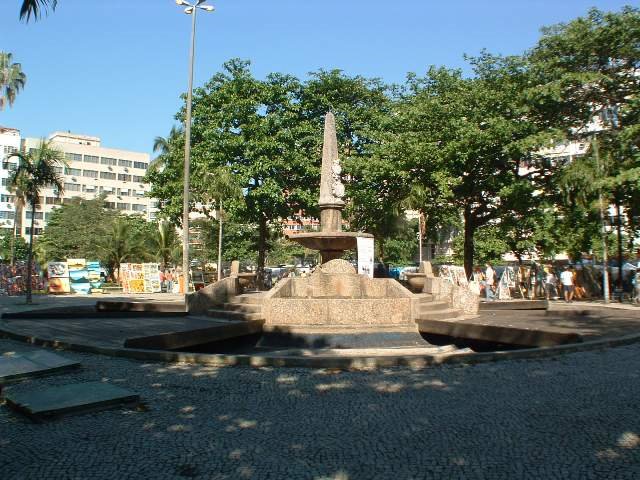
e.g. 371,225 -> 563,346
318,112 -> 345,232
287,112 -> 373,264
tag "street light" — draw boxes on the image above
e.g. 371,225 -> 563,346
175,0 -> 214,295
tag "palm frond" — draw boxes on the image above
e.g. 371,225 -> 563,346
20,0 -> 57,22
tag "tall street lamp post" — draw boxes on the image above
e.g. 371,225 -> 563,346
175,0 -> 214,294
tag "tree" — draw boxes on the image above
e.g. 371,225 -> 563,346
146,220 -> 180,270
97,216 -> 149,281
0,234 -> 28,262
390,53 -> 549,277
148,59 -> 317,289
528,6 -> 640,280
9,140 -> 64,303
38,196 -> 119,261
194,166 -> 243,280
0,52 -> 27,110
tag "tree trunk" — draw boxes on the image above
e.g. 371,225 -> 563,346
463,204 -> 475,279
25,204 -> 36,304
217,201 -> 223,282
615,195 -> 624,296
256,216 -> 267,290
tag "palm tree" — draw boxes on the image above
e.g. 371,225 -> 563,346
202,167 -> 242,281
19,0 -> 57,21
149,125 -> 183,173
9,140 -> 65,303
97,218 -> 148,283
147,220 -> 180,270
0,52 -> 27,110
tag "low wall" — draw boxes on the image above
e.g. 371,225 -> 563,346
424,277 -> 479,315
186,277 -> 240,315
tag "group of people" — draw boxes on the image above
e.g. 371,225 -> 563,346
476,263 -> 587,303
543,266 -> 578,303
158,269 -> 176,293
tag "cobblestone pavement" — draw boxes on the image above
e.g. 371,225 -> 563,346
1,339 -> 639,479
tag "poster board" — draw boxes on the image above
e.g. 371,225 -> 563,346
68,258 -> 90,294
121,263 -> 161,293
357,236 -> 374,278
47,261 -> 70,294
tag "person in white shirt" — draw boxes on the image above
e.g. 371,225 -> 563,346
484,263 -> 496,301
560,266 -> 574,303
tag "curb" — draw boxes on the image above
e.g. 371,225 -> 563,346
1,323 -> 639,370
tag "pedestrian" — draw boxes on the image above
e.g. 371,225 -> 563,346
633,254 -> 640,305
544,267 -> 558,300
560,266 -> 575,303
484,263 -> 496,301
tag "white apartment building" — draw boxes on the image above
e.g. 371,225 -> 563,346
0,126 -> 21,237
0,128 -> 157,241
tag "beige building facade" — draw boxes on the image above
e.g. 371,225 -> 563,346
1,129 -> 157,242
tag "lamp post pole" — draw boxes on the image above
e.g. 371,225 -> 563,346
176,0 -> 214,295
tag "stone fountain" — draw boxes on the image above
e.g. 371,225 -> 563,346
258,113 -> 429,348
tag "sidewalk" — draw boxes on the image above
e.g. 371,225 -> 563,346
0,292 -> 185,316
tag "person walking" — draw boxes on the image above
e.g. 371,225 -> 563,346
484,263 -> 496,301
560,266 -> 575,303
544,267 -> 558,300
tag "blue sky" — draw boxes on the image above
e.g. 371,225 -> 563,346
0,0 -> 634,156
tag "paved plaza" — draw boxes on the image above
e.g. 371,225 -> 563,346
1,337 -> 639,479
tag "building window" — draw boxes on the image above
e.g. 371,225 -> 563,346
64,183 -> 81,192
65,167 -> 82,176
133,161 -> 148,170
132,175 -> 145,183
1,178 -> 7,186
2,161 -> 17,171
24,227 -> 44,235
0,211 -> 15,219
82,169 -> 99,179
0,194 -> 15,203
82,185 -> 97,193
26,211 -> 44,220
100,171 -> 116,180
65,152 -> 82,162
132,204 -> 146,212
104,202 -> 116,209
118,159 -> 133,168
3,146 -> 17,154
100,157 -> 117,166
53,166 -> 63,175
117,203 -> 131,210
84,155 -> 99,164
45,197 -> 62,205
117,173 -> 131,182
100,186 -> 114,194
117,188 -> 131,197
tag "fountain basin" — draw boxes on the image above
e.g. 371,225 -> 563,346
286,231 -> 373,251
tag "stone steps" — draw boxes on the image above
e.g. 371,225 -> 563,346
229,293 -> 266,305
223,303 -> 262,313
207,309 -> 263,321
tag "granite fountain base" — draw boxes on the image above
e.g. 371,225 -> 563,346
258,259 -> 428,348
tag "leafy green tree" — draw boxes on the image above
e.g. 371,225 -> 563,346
391,54 -> 548,276
0,52 -> 27,110
38,196 -> 118,261
528,6 -> 640,275
0,234 -> 28,262
9,140 -> 64,303
148,59 -> 317,288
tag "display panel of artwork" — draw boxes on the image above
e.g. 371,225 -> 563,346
121,263 -> 161,294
